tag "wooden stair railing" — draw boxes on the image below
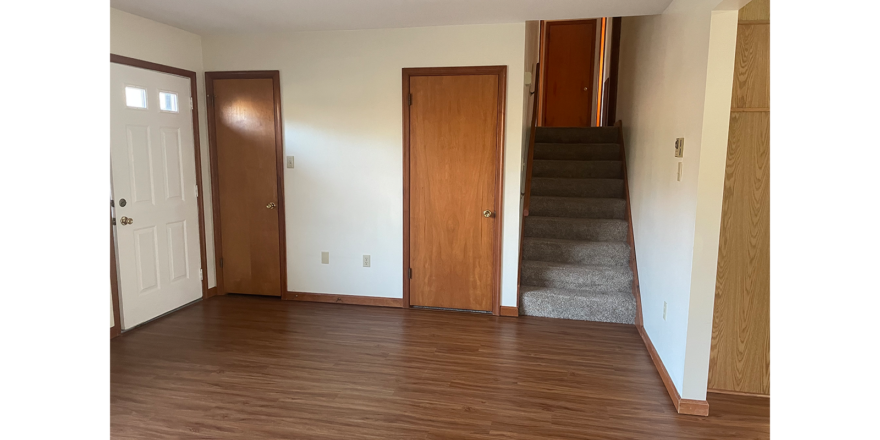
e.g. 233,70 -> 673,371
513,64 -> 542,314
522,84 -> 540,217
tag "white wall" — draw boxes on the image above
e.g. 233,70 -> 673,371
110,8 -> 217,288
616,0 -> 740,400
202,24 -> 526,305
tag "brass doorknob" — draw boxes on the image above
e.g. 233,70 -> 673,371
483,210 -> 493,218
266,202 -> 277,209
120,216 -> 134,225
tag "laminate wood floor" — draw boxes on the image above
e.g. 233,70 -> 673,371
111,295 -> 769,439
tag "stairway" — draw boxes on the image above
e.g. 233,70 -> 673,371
520,127 -> 636,324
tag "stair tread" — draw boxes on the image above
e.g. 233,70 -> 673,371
525,216 -> 628,224
523,236 -> 629,246
535,127 -> 620,144
531,195 -> 626,202
532,177 -> 624,181
535,142 -> 620,146
526,215 -> 629,226
520,285 -> 636,324
534,159 -> 622,164
521,285 -> 635,297
523,259 -> 632,271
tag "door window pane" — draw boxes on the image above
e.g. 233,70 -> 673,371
125,87 -> 147,109
159,92 -> 179,112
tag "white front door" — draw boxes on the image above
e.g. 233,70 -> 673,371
110,63 -> 202,329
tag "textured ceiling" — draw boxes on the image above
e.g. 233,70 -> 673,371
110,0 -> 673,34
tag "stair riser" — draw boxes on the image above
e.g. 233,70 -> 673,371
522,266 -> 633,292
535,128 -> 619,144
533,161 -> 623,179
530,178 -> 624,199
521,291 -> 636,324
534,144 -> 621,161
523,218 -> 628,241
529,198 -> 626,219
523,240 -> 630,266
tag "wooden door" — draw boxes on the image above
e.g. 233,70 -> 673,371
542,20 -> 597,127
405,68 -> 504,313
209,74 -> 285,297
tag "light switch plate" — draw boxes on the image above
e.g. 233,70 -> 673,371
287,156 -> 295,168
524,72 -> 532,85
663,301 -> 668,320
677,162 -> 683,181
674,138 -> 684,158
363,255 -> 370,267
321,251 -> 329,264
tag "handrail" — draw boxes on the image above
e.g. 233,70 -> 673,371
522,76 -> 540,217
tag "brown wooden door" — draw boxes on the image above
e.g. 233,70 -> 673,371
211,76 -> 284,296
407,70 -> 503,312
542,20 -> 597,127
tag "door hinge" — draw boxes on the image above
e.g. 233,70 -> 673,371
408,268 -> 412,279
408,93 -> 412,106
219,258 -> 224,268
208,95 -> 214,106
111,218 -> 116,225
190,97 -> 193,110
199,268 -> 203,281
194,184 -> 199,198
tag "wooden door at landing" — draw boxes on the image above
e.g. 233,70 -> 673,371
542,20 -> 597,127
208,73 -> 285,297
405,67 -> 504,313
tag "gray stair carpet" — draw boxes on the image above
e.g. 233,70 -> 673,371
521,126 -> 636,325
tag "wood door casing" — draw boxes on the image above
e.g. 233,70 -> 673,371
111,215 -> 121,338
108,54 -> 210,335
404,68 -> 505,313
542,20 -> 597,127
212,77 -> 282,296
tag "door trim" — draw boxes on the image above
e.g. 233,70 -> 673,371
401,66 -> 507,316
109,54 -> 211,333
204,71 -> 288,297
110,217 -> 122,339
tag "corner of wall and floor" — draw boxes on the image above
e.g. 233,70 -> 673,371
615,0 -> 745,415
110,1 -> 759,418
111,7 -> 529,311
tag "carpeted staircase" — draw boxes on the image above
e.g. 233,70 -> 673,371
520,126 -> 637,324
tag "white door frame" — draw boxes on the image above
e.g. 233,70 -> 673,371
110,54 -> 210,333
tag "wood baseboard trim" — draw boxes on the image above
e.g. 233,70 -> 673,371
284,291 -> 403,308
206,287 -> 218,298
707,388 -> 770,398
679,399 -> 710,417
110,326 -> 121,339
637,325 -> 709,416
500,306 -> 519,317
